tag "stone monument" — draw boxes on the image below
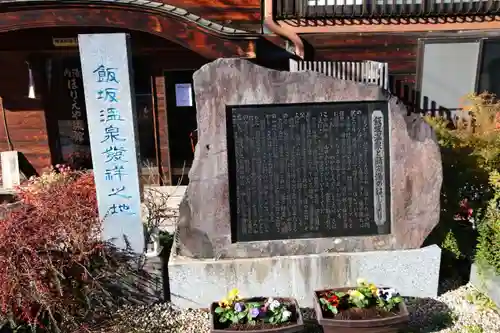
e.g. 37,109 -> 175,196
79,33 -> 145,254
168,59 -> 443,308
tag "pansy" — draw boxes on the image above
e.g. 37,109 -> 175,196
282,310 -> 292,321
356,278 -> 367,285
377,288 -> 396,301
234,302 -> 244,312
368,283 -> 378,295
327,294 -> 339,306
269,299 -> 281,311
377,289 -> 389,300
265,297 -> 274,306
349,290 -> 365,299
218,298 -> 230,308
249,307 -> 260,318
228,288 -> 240,300
386,288 -> 396,298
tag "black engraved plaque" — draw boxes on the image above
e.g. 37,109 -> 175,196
226,101 -> 391,242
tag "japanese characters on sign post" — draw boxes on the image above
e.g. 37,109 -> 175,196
78,33 -> 144,253
63,67 -> 86,145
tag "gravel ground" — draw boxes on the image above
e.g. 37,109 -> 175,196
403,284 -> 499,333
96,283 -> 499,333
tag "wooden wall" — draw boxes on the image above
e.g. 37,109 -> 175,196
0,0 -> 262,33
0,53 -> 50,173
153,0 -> 262,32
302,33 -> 419,107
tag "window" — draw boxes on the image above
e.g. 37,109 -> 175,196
477,40 -> 500,98
418,38 -> 500,117
419,41 -> 480,116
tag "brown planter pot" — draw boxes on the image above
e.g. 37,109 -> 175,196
313,288 -> 409,333
210,297 -> 304,333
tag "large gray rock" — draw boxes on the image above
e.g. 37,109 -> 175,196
175,58 -> 442,259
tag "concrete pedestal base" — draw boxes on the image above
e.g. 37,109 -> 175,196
168,245 -> 441,308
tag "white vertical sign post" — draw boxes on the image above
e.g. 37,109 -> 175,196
78,33 -> 144,254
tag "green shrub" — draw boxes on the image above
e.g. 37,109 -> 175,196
425,93 -> 500,269
441,231 -> 462,259
476,221 -> 500,274
475,171 -> 500,274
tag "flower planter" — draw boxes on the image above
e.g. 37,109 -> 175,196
210,297 -> 304,333
313,287 -> 409,333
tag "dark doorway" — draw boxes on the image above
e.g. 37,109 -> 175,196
164,70 -> 197,185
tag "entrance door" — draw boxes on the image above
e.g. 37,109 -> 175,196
164,70 -> 197,185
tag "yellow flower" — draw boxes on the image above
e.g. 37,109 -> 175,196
368,283 -> 378,295
218,298 -> 229,308
356,278 -> 367,286
228,288 -> 240,300
349,290 -> 365,299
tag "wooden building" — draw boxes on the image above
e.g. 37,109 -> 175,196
276,1 -> 500,116
0,0 -> 498,184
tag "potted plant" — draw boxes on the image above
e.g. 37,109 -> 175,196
313,279 -> 409,333
210,288 -> 304,332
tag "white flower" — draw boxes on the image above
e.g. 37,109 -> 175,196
282,310 -> 292,321
385,288 -> 396,299
269,299 -> 281,311
265,297 -> 274,306
356,278 -> 367,285
378,288 -> 396,300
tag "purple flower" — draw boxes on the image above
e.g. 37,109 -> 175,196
249,308 -> 260,318
234,302 -> 244,312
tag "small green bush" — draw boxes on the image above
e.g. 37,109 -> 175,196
475,171 -> 500,275
442,231 -> 462,260
476,221 -> 500,274
425,93 -> 500,271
